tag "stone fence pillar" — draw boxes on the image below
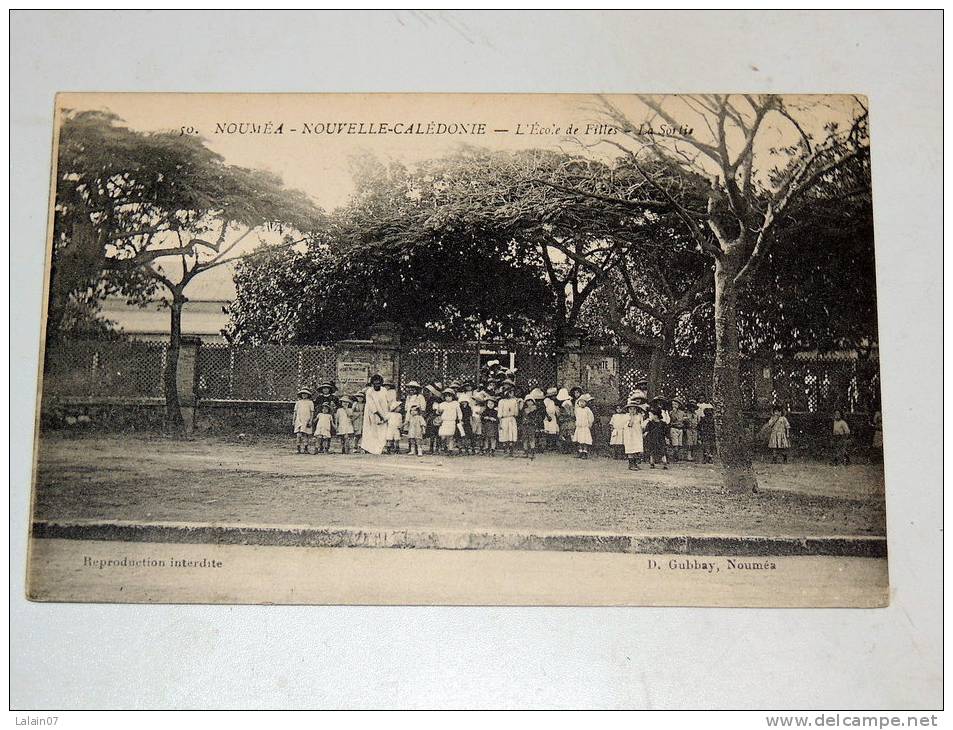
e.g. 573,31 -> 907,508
334,322 -> 402,396
177,336 -> 202,432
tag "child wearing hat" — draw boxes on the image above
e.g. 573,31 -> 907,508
609,402 -> 628,460
313,402 -> 334,454
543,387 -> 560,451
405,402 -> 426,457
573,394 -> 595,459
644,407 -> 669,469
520,389 -> 544,459
764,405 -> 791,463
423,384 -> 441,453
293,387 -> 315,454
558,394 -> 576,453
313,382 -> 339,417
403,381 -> 427,416
496,382 -> 520,457
386,400 -> 404,454
481,398 -> 499,455
349,392 -> 365,450
334,397 -> 354,454
623,399 -> 646,470
435,388 -> 462,454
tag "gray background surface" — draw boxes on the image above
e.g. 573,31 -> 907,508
10,10 -> 942,709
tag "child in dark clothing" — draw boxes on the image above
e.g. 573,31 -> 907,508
458,399 -> 475,455
644,408 -> 669,469
481,399 -> 499,455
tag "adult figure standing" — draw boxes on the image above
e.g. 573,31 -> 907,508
360,373 -> 391,455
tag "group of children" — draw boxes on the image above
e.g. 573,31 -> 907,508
290,361 -> 722,470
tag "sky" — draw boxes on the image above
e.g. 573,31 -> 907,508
55,92 -> 864,301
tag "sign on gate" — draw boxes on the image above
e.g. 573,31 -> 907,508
337,361 -> 370,395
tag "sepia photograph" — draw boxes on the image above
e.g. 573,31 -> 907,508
26,91 -> 885,606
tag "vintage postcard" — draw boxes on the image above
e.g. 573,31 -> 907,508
26,92 -> 885,606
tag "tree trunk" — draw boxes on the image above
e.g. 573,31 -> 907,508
646,319 -> 675,398
552,293 -> 568,349
713,251 -> 758,492
164,294 -> 186,435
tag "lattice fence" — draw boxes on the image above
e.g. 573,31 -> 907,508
43,340 -> 167,398
399,342 -> 480,387
197,344 -> 336,402
770,358 -> 879,414
513,343 -> 558,390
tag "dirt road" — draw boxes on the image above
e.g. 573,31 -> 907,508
33,434 -> 886,537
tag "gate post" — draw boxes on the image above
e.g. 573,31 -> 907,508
177,336 -> 202,433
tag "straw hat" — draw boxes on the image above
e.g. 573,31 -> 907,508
352,392 -> 365,401
501,379 -> 516,388
577,393 -> 594,404
630,389 -> 647,401
526,387 -> 545,400
296,387 -> 313,397
441,387 -> 456,396
318,381 -> 337,392
339,396 -> 352,404
404,380 -> 421,389
545,387 -> 558,397
556,387 -> 571,401
424,384 -> 441,398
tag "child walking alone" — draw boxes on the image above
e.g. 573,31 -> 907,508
764,406 -> 791,463
832,410 -> 852,465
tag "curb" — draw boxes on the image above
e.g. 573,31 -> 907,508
30,520 -> 888,558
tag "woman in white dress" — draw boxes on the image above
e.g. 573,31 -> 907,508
360,374 -> 391,455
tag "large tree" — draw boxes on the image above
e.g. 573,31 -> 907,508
585,94 -> 871,492
53,110 -> 322,432
228,154 -> 555,345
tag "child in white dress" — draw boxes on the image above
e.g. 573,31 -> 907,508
435,388 -> 462,454
609,402 -> 628,460
293,387 -> 314,454
335,397 -> 354,454
573,394 -> 595,459
405,403 -> 426,456
313,402 -> 334,454
623,399 -> 646,470
386,401 -> 404,454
